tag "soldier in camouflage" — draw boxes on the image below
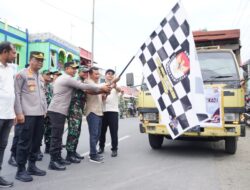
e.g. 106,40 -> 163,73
65,66 -> 89,163
41,70 -> 53,154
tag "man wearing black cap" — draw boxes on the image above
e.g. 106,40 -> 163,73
47,62 -> 111,171
65,66 -> 89,163
98,69 -> 122,157
14,51 -> 47,182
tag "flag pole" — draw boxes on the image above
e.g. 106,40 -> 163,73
118,56 -> 135,78
91,0 -> 95,66
110,56 -> 135,84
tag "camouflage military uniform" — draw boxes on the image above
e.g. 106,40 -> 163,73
66,78 -> 86,153
44,83 -> 53,150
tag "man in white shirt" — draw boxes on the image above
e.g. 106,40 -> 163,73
98,69 -> 122,157
0,41 -> 17,188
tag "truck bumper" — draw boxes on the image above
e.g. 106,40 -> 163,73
140,122 -> 243,138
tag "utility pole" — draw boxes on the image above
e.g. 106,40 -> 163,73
91,0 -> 95,66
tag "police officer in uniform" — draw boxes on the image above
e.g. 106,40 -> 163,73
65,66 -> 89,163
14,51 -> 47,182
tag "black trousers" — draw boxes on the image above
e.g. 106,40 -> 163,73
10,124 -> 22,157
16,116 -> 44,166
0,119 -> 13,170
99,112 -> 119,151
47,111 -> 66,160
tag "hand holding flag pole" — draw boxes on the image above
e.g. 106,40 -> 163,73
104,56 -> 135,98
110,56 -> 135,85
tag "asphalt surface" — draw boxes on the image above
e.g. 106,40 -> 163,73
1,117 -> 250,190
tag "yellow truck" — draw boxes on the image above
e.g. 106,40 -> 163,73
130,29 -> 246,154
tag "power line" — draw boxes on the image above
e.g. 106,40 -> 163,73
231,0 -> 244,26
232,0 -> 249,27
39,0 -> 90,24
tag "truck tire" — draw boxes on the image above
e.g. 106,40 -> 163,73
246,118 -> 250,126
148,134 -> 164,149
225,137 -> 237,154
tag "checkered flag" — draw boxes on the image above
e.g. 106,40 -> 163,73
135,1 -> 208,139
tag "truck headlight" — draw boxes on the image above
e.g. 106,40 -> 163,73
224,113 -> 239,122
142,113 -> 157,122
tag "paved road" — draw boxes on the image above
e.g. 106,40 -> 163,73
2,117 -> 250,190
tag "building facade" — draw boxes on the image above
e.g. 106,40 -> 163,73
29,33 -> 80,71
0,20 -> 28,68
0,20 -> 92,71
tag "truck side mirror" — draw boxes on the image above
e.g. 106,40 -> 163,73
126,73 -> 134,86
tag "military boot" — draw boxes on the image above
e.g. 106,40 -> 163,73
48,154 -> 66,171
58,155 -> 71,165
74,152 -> 84,160
27,161 -> 46,176
15,165 -> 33,182
73,147 -> 84,160
66,152 -> 81,164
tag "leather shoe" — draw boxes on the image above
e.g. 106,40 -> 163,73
15,171 -> 33,182
74,152 -> 84,160
48,161 -> 66,171
8,155 -> 17,167
111,150 -> 118,157
97,148 -> 104,154
0,176 -> 13,187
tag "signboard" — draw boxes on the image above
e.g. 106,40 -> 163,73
201,87 -> 223,127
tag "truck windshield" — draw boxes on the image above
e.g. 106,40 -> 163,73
197,51 -> 239,81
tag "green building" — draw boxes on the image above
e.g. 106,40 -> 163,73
29,33 -> 80,71
1,20 -> 91,72
0,20 -> 29,68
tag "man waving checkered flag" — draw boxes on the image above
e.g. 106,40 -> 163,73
135,1 -> 208,139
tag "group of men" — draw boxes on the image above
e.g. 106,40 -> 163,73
0,41 -> 122,187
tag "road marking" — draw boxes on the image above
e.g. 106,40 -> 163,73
81,135 -> 130,156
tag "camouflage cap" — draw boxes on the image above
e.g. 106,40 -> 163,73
41,70 -> 52,75
79,66 -> 90,73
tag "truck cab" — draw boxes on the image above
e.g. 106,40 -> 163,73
134,29 -> 246,154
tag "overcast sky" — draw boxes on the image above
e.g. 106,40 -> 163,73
1,0 -> 250,84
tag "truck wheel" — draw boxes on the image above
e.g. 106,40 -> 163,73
225,137 -> 237,154
148,134 -> 164,149
246,118 -> 250,126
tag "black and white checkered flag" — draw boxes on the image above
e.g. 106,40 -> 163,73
135,1 -> 208,139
